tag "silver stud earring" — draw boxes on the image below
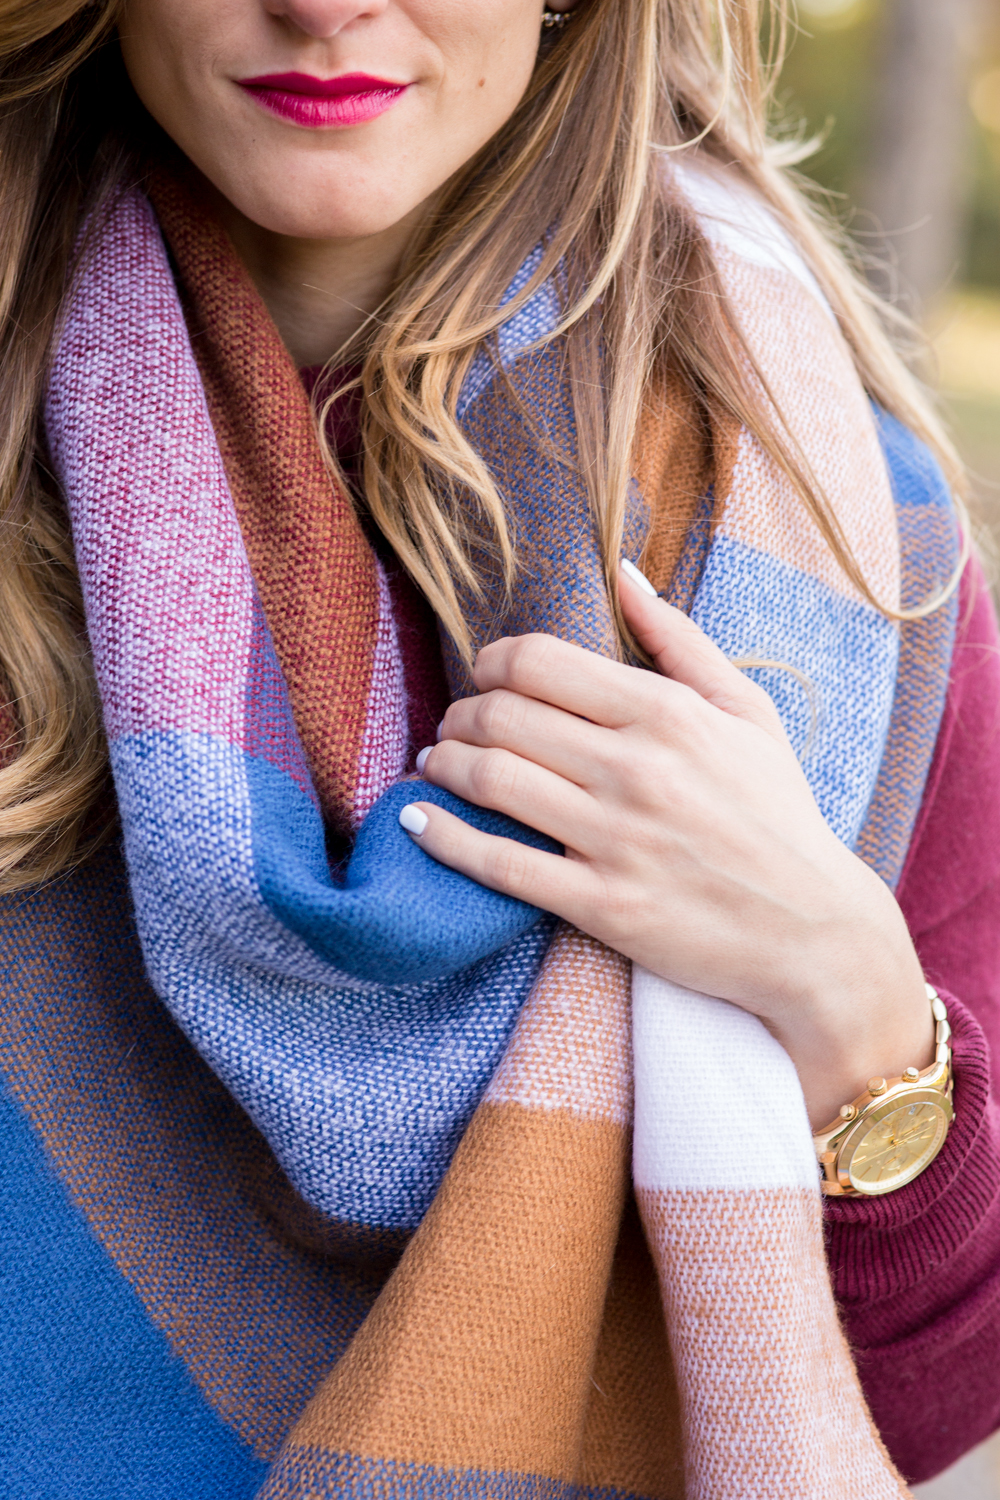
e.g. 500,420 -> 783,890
541,7 -> 575,27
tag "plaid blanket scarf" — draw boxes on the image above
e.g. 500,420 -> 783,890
0,168 -> 957,1499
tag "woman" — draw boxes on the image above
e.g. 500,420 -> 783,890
1,0 -> 999,1495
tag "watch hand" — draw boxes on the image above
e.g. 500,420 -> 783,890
856,1126 -> 932,1167
896,1121 -> 932,1143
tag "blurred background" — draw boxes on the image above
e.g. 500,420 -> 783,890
780,0 -> 1000,551
779,3 -> 999,1493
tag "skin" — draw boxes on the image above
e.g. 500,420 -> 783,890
120,0 -> 934,1131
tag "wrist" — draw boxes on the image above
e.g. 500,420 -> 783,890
813,985 -> 953,1197
769,902 -> 933,1131
792,993 -> 935,1131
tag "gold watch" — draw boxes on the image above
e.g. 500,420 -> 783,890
813,984 -> 954,1197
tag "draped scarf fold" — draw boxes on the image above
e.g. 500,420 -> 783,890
1,169 -> 958,1499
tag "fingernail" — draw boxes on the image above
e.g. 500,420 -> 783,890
436,719 -> 445,742
399,804 -> 429,836
415,746 -> 433,775
620,556 -> 658,597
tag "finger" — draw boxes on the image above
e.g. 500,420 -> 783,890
418,738 -> 600,852
398,800 -> 597,917
438,688 -> 620,790
472,630 -> 678,732
618,560 -> 785,737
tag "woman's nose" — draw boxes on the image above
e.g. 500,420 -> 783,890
262,0 -> 390,39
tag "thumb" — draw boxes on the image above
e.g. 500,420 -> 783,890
618,559 -> 786,738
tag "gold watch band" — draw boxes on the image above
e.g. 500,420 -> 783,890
812,984 -> 954,1197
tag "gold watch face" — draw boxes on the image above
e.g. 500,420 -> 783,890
845,1097 -> 950,1194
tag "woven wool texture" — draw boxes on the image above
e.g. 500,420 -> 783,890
1,165 -> 958,1498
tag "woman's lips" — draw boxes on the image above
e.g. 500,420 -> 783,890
238,71 -> 409,129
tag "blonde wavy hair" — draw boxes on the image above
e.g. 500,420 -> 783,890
0,0 -> 965,891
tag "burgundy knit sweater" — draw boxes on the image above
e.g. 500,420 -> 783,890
822,555 -> 1000,1481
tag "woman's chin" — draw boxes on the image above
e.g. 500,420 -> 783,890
202,160 -> 431,246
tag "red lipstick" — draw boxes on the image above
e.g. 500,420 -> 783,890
238,71 -> 409,129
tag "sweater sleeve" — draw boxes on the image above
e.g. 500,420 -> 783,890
823,554 -> 1000,1484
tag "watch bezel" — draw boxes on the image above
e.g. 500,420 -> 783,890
835,1087 -> 954,1196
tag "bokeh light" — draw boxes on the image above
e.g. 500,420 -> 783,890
971,68 -> 1000,137
796,0 -> 868,31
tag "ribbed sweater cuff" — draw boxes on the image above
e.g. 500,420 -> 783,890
823,989 -> 998,1303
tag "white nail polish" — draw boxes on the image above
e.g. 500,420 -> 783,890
415,746 -> 433,775
436,719 -> 445,741
399,804 -> 429,836
620,556 -> 658,597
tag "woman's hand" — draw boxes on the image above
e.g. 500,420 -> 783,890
402,562 -> 934,1129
